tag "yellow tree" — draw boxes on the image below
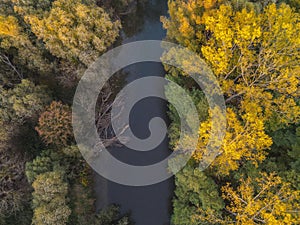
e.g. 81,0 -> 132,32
221,173 -> 300,225
0,14 -> 52,74
196,173 -> 300,224
26,0 -> 121,66
162,1 -> 300,174
196,107 -> 272,174
0,15 -> 19,36
12,0 -> 53,16
200,4 -> 300,127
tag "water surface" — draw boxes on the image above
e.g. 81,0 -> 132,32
94,1 -> 174,224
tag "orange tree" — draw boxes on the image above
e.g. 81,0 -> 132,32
36,101 -> 73,147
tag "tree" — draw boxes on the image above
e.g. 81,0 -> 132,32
200,3 -> 300,128
163,1 -> 300,128
196,107 -> 272,175
0,79 -> 51,123
0,151 -> 29,218
32,171 -> 71,225
171,163 -> 224,225
12,0 -> 54,16
0,14 -> 53,76
94,204 -> 130,225
26,0 -> 121,66
162,0 -> 300,174
35,101 -> 73,147
165,77 -> 209,150
25,151 -> 54,184
0,79 -> 49,222
9,80 -> 51,119
287,126 -> 300,171
196,173 -> 300,224
219,173 -> 299,225
0,79 -> 50,155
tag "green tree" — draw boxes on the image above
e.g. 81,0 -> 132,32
165,74 -> 209,150
32,171 -> 71,225
0,79 -> 51,128
25,151 -> 54,184
0,79 -> 50,154
171,163 -> 224,225
8,79 -> 51,120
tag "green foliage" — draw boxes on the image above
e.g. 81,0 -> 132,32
282,0 -> 300,11
68,183 -> 94,225
0,80 -> 49,223
32,171 -> 67,207
0,79 -> 51,124
94,205 -> 130,225
25,151 -> 54,184
0,14 -> 53,76
171,163 -> 224,225
32,171 -> 71,225
261,124 -> 300,173
0,1 -> 123,225
288,126 -> 300,171
9,80 -> 51,120
166,74 -> 209,149
0,79 -> 50,154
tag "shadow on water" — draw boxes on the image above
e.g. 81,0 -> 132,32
94,1 -> 175,225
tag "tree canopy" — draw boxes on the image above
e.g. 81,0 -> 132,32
162,0 -> 300,175
26,0 -> 121,66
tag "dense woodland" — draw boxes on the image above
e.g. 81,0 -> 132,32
162,0 -> 300,224
0,0 -> 136,224
0,0 -> 299,225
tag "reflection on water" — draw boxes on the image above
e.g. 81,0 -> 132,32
121,0 -> 167,41
94,1 -> 174,225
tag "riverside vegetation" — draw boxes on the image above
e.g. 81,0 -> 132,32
162,0 -> 300,224
0,0 -> 299,225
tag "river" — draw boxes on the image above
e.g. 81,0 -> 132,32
94,1 -> 174,225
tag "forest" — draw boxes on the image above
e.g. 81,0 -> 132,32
0,0 -> 134,224
162,0 -> 300,224
0,0 -> 299,225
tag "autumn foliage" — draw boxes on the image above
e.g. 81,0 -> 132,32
164,0 -> 300,224
36,101 -> 73,147
162,0 -> 300,175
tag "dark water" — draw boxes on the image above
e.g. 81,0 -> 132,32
94,1 -> 174,225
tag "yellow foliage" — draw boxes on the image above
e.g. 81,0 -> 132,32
26,0 -> 121,66
0,15 -> 19,37
196,107 -> 272,175
163,1 -> 300,174
0,14 -> 51,73
196,173 -> 300,224
221,173 -> 300,225
201,3 -> 300,127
